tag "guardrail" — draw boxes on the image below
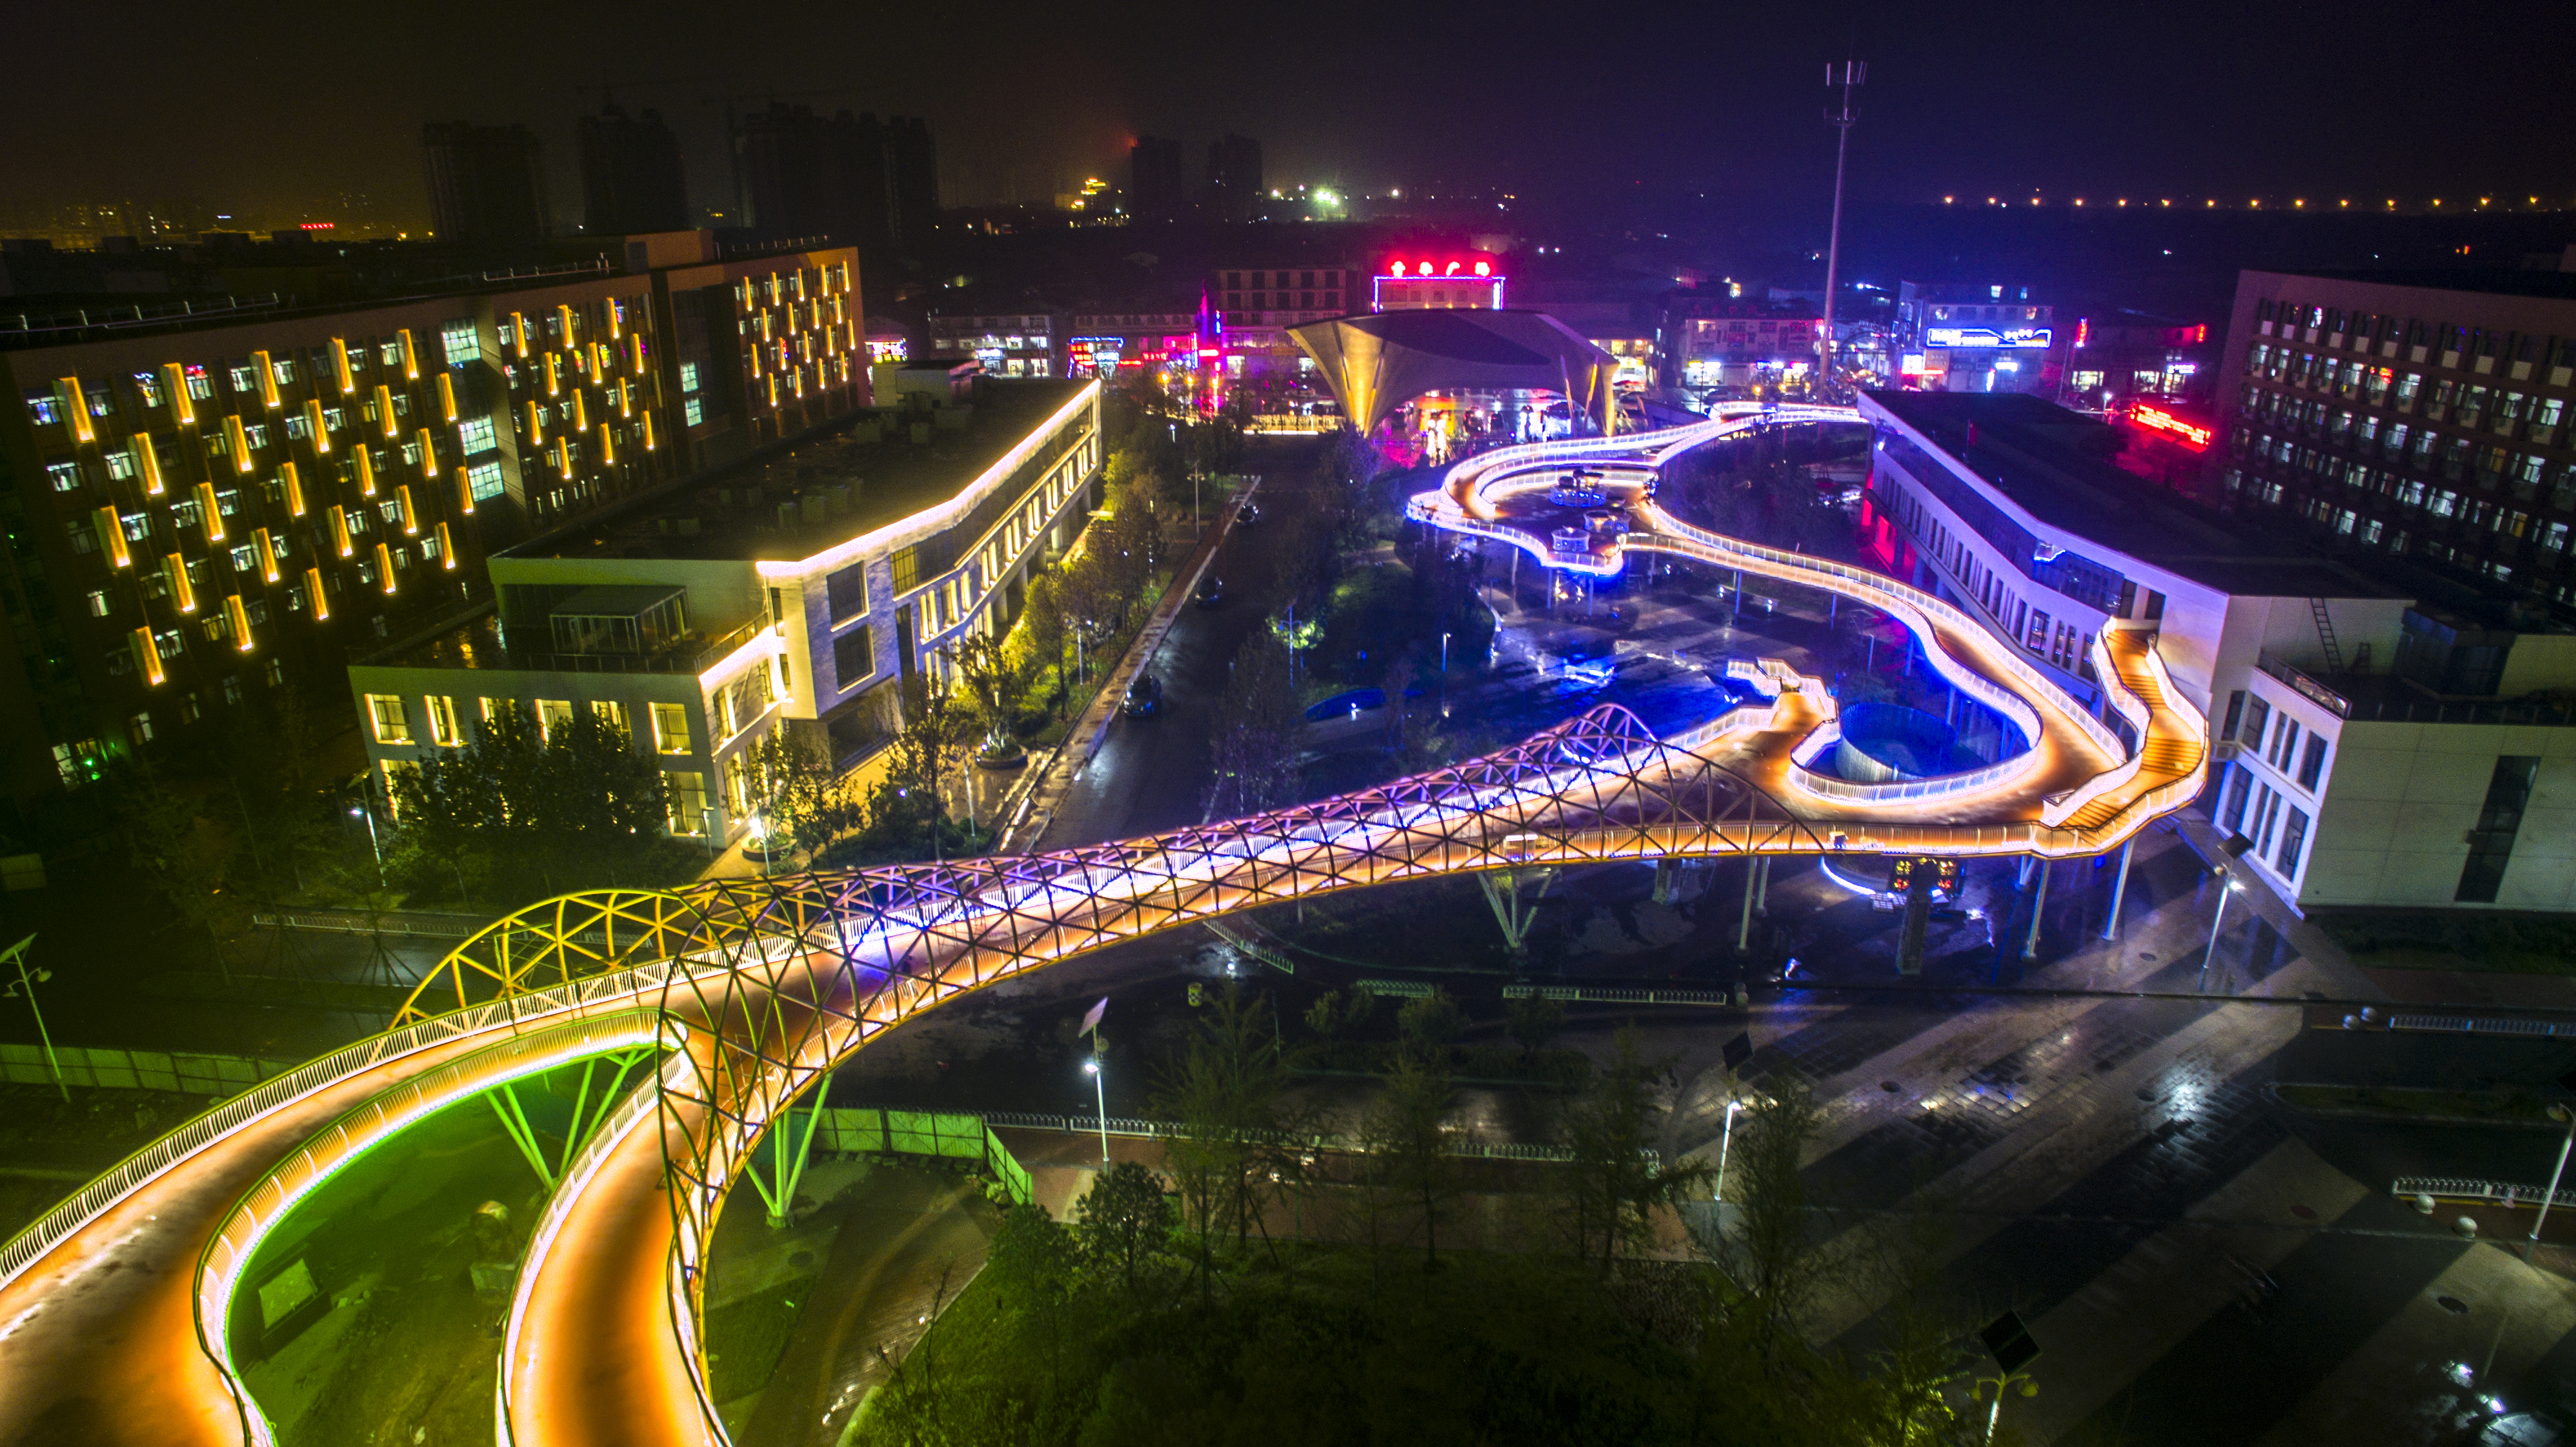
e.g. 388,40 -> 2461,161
2390,1014 -> 2576,1038
2391,1176 -> 2576,1209
200,1010 -> 663,1447
975,1108 -> 1649,1165
1503,983 -> 1736,1006
499,1036 -> 692,1447
0,957 -> 683,1297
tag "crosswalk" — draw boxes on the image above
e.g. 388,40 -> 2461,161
1647,824 -> 2576,1444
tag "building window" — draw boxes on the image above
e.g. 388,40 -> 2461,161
46,460 -> 81,492
650,701 -> 692,754
425,694 -> 462,747
126,712 -> 153,747
536,698 -> 573,742
2237,694 -> 2269,749
2296,736 -> 2328,791
591,699 -> 632,738
833,625 -> 873,684
666,771 -> 709,835
367,693 -> 410,743
458,415 -> 498,454
439,319 -> 481,366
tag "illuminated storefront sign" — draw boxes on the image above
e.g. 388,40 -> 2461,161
1067,338 -> 1124,377
1373,256 -> 1507,312
2130,403 -> 2212,449
1923,327 -> 2052,349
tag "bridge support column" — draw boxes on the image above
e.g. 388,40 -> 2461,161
2102,838 -> 2136,941
1736,859 -> 1757,952
1755,857 -> 1773,916
1897,862 -> 1933,976
2021,860 -> 2053,961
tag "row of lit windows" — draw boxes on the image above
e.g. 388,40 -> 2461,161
2254,299 -> 2576,373
367,693 -> 696,754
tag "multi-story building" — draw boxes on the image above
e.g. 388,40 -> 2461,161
1065,303 -> 1206,380
1213,250 -> 1361,384
923,308 -> 1063,378
0,234 -> 865,800
1662,295 -> 1820,392
421,122 -> 551,250
347,378 -> 1102,843
1204,136 -> 1263,225
2211,269 -> 2576,607
1129,137 -> 1185,224
2063,310 -> 2215,409
1859,388 -> 2576,913
731,104 -> 938,252
1893,282 -> 2057,394
577,105 -> 689,237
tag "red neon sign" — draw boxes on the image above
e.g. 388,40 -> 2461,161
1382,256 -> 1499,279
298,221 -> 335,230
2131,404 -> 2212,449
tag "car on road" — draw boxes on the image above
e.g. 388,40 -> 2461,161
1121,673 -> 1163,718
1236,502 -> 1262,526
1194,575 -> 1225,608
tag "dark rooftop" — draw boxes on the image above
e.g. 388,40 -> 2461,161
1864,390 -> 2408,600
517,379 -> 1087,565
2250,268 -> 2576,305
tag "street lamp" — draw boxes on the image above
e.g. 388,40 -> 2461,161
1083,1057 -> 1109,1165
2198,835 -> 2257,995
1,935 -> 64,1101
1442,631 -> 1453,673
1713,1097 -> 1744,1209
1971,1371 -> 2040,1444
2530,1102 -> 2576,1262
348,805 -> 384,887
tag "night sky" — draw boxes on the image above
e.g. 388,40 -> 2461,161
10,0 -> 2575,225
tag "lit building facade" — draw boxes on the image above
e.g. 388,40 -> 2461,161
2211,270 -> 2576,606
1664,295 -> 1820,391
1893,282 -> 2057,394
347,379 -> 1102,844
924,309 -> 1063,378
1861,389 -> 2576,912
1065,306 -> 1206,379
0,235 -> 865,799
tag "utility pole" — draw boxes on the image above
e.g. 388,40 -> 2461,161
1818,59 -> 1866,398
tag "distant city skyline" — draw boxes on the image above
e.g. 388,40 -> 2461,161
9,0 -> 2575,234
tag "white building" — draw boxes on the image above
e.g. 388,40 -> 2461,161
348,378 -> 1102,843
1859,389 -> 2576,912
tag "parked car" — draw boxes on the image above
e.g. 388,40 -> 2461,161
1194,575 -> 1225,608
1121,673 -> 1163,717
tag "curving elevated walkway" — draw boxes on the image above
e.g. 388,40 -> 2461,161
0,410 -> 2206,1447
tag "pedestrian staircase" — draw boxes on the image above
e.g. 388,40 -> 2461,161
2060,631 -> 2205,833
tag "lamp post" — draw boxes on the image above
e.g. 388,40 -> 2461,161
348,804 -> 384,887
2529,1104 -> 2576,1262
2199,872 -> 2244,995
1083,1057 -> 1109,1166
1971,1370 -> 2039,1444
1442,631 -> 1453,673
1,935 -> 64,1102
1713,1097 -> 1743,1213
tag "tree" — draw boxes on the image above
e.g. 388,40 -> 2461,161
1152,984 -> 1301,1288
1505,992 -> 1567,1060
1201,631 -> 1302,819
943,631 -> 1030,758
1711,1071 -> 1828,1356
1358,1057 -> 1464,1270
1021,569 -> 1073,716
745,724 -> 850,861
1071,1162 -> 1174,1296
391,703 -> 668,894
1394,989 -> 1463,1063
1558,1027 -> 1710,1271
1301,984 -> 1376,1069
114,762 -> 243,966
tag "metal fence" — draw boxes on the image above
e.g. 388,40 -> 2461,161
2390,1015 -> 2576,1038
2391,1176 -> 2576,1209
812,1108 -> 1033,1205
0,1042 -> 293,1095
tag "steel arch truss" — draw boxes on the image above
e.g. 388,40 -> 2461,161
393,888 -> 722,1026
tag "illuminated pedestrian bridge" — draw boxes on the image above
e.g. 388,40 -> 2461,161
0,406 -> 2203,1447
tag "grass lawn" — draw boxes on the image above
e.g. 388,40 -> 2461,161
706,1273 -> 818,1402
